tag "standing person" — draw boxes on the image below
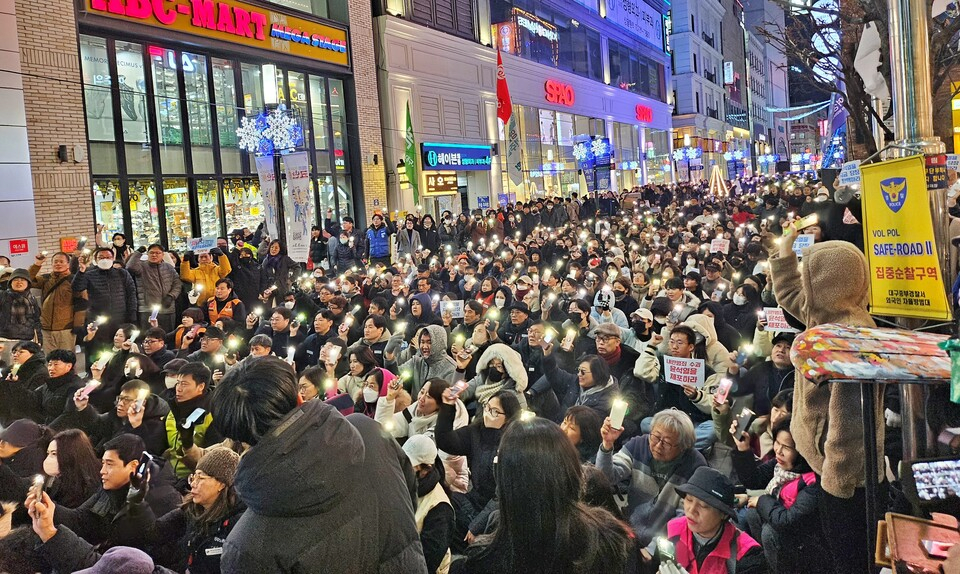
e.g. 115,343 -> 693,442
463,417 -> 633,574
29,251 -> 77,354
366,212 -> 393,268
418,215 -> 441,259
396,218 -> 423,263
229,247 -> 267,312
309,226 -> 327,270
72,248 -> 138,355
209,356 -> 429,573
768,223 -> 882,574
126,244 -> 182,332
180,248 -> 232,307
0,269 -> 42,362
331,230 -> 361,274
259,240 -> 298,300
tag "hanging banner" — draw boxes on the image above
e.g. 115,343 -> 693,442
255,156 -> 280,240
860,155 -> 952,320
497,51 -> 523,186
283,151 -> 312,262
405,101 -> 420,205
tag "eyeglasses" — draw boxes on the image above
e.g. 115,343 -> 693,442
773,440 -> 796,454
649,432 -> 678,450
11,349 -> 27,355
115,396 -> 136,405
187,473 -> 212,487
200,336 -> 221,342
142,338 -> 161,345
596,335 -> 620,343
484,405 -> 505,418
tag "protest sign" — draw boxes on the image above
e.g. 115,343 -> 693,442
664,356 -> 705,388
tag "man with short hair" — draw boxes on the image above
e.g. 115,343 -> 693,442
366,213 -> 392,268
72,248 -> 137,353
6,348 -> 82,426
39,433 -> 181,548
141,327 -> 175,369
71,378 -> 171,455
178,325 -> 226,372
162,362 -> 220,478
29,251 -> 77,353
210,356 -> 428,573
701,263 -> 731,297
126,243 -> 181,331
497,302 -> 532,345
250,306 -> 305,353
635,325 -> 721,449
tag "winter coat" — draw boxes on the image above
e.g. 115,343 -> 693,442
222,400 -> 428,574
258,250 -> 298,297
460,343 -> 528,408
0,288 -> 41,341
375,396 -> 471,493
597,434 -> 706,546
367,224 -> 391,259
7,371 -> 82,426
723,300 -> 762,343
439,223 -> 459,249
333,241 -> 361,273
768,241 -> 882,498
0,353 -> 47,424
536,352 -> 617,419
228,257 -> 268,311
435,402 -> 503,510
309,235 -> 327,264
396,228 -> 423,262
419,225 -> 441,256
665,516 -> 767,574
634,346 -> 721,425
66,393 -> 171,455
180,259 -> 232,306
681,314 -> 735,374
386,324 -> 458,397
133,501 -> 246,574
126,256 -> 182,314
732,450 -> 822,534
29,266 -> 76,331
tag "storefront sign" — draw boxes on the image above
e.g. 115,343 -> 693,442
8,239 -> 28,254
421,142 -> 493,171
424,172 -> 458,195
84,0 -> 349,67
283,151 -> 312,262
635,104 -> 653,123
603,0 -> 664,50
861,155 -> 952,320
545,79 -> 575,107
723,61 -> 735,85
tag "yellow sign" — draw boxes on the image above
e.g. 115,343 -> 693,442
861,155 -> 952,320
84,0 -> 349,67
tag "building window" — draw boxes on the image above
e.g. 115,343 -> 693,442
412,0 -> 477,40
609,39 -> 665,101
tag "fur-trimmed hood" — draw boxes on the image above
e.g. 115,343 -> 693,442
475,343 -> 528,393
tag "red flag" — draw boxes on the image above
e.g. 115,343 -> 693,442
496,51 -> 512,124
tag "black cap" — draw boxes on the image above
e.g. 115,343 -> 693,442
508,302 -> 531,315
162,358 -> 189,374
771,332 -> 796,347
0,419 -> 44,448
203,326 -> 225,340
675,466 -> 738,520
704,262 -> 721,272
684,271 -> 702,282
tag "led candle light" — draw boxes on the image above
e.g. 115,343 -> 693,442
149,305 -> 161,322
286,346 -> 296,363
96,315 -> 109,325
610,399 -> 628,430
129,330 -> 141,345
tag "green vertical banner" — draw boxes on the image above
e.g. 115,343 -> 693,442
405,102 -> 419,206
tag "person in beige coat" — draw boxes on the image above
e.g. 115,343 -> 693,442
768,222 -> 884,574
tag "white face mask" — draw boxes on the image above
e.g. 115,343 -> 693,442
96,259 -> 113,270
283,301 -> 295,309
165,376 -> 179,389
43,457 -> 58,478
113,240 -> 124,247
733,294 -> 747,306
483,411 -> 505,429
494,297 -> 506,309
362,387 -> 379,403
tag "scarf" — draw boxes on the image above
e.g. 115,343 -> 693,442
265,253 -> 282,272
409,408 -> 439,436
417,465 -> 441,497
475,374 -> 507,405
766,464 -> 803,497
597,345 -> 622,366
576,377 -> 614,406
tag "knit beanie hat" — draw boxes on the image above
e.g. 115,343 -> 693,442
196,448 -> 240,486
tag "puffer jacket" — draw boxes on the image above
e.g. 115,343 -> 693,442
221,400 -> 428,574
229,257 -> 268,311
29,266 -> 75,331
535,352 -> 616,418
72,266 -> 138,324
126,256 -> 182,313
180,259 -> 232,306
366,224 -> 391,259
769,241 -> 882,498
0,288 -> 41,341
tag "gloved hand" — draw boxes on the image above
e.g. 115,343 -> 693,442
210,247 -> 222,256
137,245 -> 147,253
884,408 -> 902,428
127,467 -> 150,505
183,250 -> 194,261
658,561 -> 689,574
177,418 -> 196,450
384,333 -> 404,356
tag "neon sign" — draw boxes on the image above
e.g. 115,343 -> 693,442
545,80 -> 575,107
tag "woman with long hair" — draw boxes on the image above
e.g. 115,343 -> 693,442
42,429 -> 100,509
463,417 -> 633,574
136,448 -> 246,574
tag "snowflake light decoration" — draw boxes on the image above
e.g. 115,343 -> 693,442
572,142 -> 590,162
673,149 -> 686,162
685,147 -> 700,160
733,150 -> 744,160
723,152 -> 733,161
236,105 -> 304,155
591,138 -> 608,158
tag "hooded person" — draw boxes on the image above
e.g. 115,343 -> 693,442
210,356 -> 428,574
768,226 -> 880,574
697,300 -> 741,353
384,324 -> 458,398
457,343 -> 529,409
402,435 -> 455,574
410,292 -> 442,331
671,314 -> 734,375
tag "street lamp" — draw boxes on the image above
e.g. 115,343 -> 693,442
262,64 -> 279,107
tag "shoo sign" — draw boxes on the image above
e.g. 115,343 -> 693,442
545,79 -> 575,107
84,0 -> 349,67
635,104 -> 653,122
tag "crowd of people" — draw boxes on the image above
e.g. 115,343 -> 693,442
0,178 -> 958,574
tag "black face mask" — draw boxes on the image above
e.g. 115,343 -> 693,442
568,311 -> 584,325
417,465 -> 441,497
487,369 -> 504,383
614,290 -> 627,301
